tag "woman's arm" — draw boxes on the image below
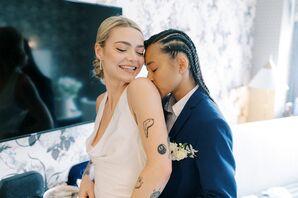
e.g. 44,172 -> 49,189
128,78 -> 172,198
79,161 -> 95,198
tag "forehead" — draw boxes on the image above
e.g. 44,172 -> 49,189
107,26 -> 144,45
145,43 -> 166,64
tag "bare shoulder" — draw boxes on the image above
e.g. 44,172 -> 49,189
127,77 -> 161,109
96,92 -> 106,112
127,77 -> 159,96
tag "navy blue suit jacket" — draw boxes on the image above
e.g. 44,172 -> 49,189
161,87 -> 237,198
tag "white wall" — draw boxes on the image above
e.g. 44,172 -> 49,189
250,0 -> 295,117
251,0 -> 284,77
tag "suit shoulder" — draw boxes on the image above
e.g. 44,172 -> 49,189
192,94 -> 226,122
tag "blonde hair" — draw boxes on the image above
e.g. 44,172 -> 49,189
93,16 -> 142,79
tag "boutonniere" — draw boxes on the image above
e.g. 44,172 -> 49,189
170,142 -> 198,161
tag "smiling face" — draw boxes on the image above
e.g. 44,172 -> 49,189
145,43 -> 182,98
95,26 -> 144,84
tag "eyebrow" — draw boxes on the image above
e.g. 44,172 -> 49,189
114,41 -> 144,48
145,61 -> 154,66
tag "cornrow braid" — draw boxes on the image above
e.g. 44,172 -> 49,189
145,29 -> 210,97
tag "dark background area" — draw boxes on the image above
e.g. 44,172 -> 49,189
0,0 -> 122,141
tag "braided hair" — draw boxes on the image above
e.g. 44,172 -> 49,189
144,29 -> 210,97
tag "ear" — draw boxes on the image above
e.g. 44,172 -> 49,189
95,43 -> 103,60
177,53 -> 189,74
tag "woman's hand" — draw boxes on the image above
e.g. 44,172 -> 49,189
78,175 -> 95,198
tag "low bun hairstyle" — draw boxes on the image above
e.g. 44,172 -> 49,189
93,16 -> 142,79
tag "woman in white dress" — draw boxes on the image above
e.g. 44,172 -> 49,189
79,16 -> 172,198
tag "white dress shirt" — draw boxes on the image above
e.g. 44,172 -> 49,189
164,85 -> 199,132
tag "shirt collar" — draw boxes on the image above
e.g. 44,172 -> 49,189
164,85 -> 198,117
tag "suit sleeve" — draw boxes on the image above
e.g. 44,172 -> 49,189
195,118 -> 237,198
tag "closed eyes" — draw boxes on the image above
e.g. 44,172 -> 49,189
116,48 -> 144,56
116,48 -> 126,52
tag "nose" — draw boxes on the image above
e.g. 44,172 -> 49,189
147,71 -> 153,81
127,50 -> 139,63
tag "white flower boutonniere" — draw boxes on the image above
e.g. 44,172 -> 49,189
170,142 -> 198,161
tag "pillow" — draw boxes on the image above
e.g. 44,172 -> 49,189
0,171 -> 44,198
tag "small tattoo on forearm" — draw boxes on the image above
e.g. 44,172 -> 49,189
150,189 -> 161,198
157,144 -> 167,155
143,118 -> 154,138
134,176 -> 143,189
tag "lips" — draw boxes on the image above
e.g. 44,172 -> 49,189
119,65 -> 137,71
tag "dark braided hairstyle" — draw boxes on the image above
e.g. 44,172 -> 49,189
144,29 -> 210,97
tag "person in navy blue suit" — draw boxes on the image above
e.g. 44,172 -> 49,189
144,29 -> 237,198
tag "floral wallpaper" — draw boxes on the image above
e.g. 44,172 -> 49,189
0,0 -> 257,191
0,123 -> 93,189
94,0 -> 256,123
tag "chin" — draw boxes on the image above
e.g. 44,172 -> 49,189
124,75 -> 137,83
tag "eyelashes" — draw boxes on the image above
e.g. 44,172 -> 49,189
116,48 -> 126,52
116,48 -> 144,56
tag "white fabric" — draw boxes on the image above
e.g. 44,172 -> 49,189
86,88 -> 146,198
43,183 -> 79,198
164,85 -> 198,132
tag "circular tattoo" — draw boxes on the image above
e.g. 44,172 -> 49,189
157,144 -> 167,155
150,190 -> 161,198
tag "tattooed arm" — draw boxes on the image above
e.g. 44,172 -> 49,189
127,78 -> 172,198
78,161 -> 95,198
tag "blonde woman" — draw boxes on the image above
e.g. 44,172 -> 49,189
79,16 -> 171,198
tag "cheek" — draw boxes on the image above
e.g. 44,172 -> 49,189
104,51 -> 118,65
138,56 -> 145,66
155,72 -> 170,89
159,70 -> 180,90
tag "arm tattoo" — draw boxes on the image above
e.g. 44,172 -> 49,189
143,118 -> 154,138
134,176 -> 143,189
157,144 -> 167,155
83,160 -> 93,176
150,189 -> 161,198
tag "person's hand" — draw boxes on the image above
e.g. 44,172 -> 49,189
78,175 -> 95,198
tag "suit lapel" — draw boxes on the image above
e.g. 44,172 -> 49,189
168,107 -> 192,139
168,87 -> 207,139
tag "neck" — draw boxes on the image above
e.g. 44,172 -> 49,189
172,77 -> 196,102
104,76 -> 128,112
